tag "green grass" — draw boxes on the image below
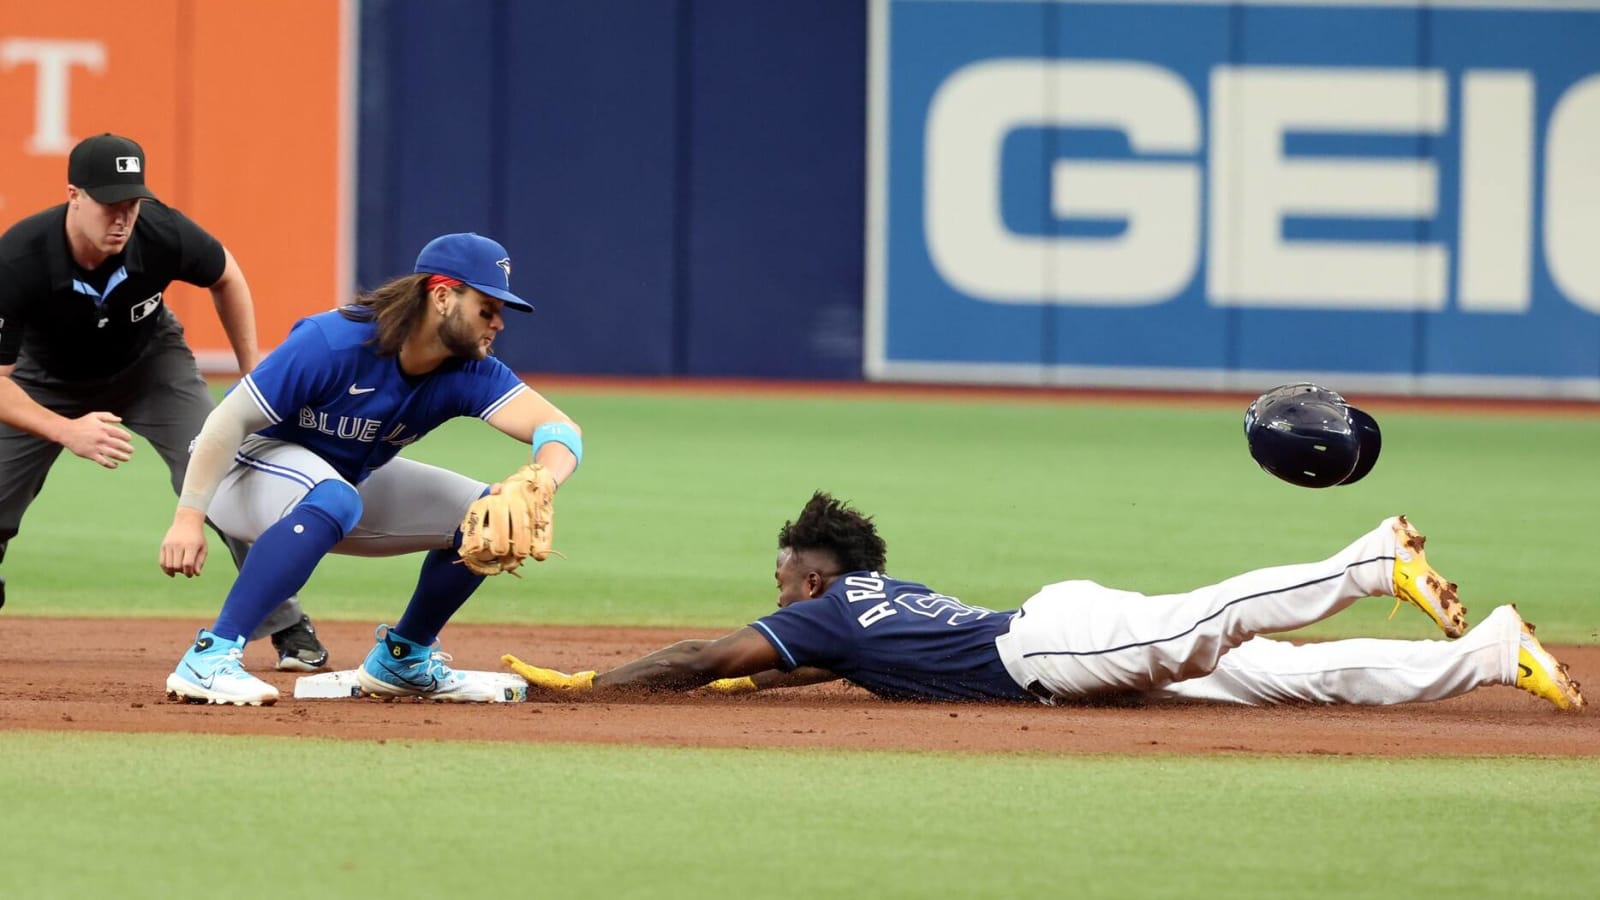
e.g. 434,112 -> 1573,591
5,386 -> 1596,641
5,389 -> 1598,900
3,731 -> 1597,900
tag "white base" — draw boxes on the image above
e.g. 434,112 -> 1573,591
294,669 -> 529,702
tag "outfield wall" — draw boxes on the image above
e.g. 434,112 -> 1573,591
354,0 -> 1600,397
6,2 -> 1597,397
354,0 -> 867,380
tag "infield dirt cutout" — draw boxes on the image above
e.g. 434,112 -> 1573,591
2,617 -> 1595,755
7,386 -> 1593,751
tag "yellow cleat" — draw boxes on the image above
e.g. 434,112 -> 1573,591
1512,608 -> 1585,712
1386,515 -> 1468,638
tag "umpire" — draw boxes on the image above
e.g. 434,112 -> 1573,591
0,133 -> 327,671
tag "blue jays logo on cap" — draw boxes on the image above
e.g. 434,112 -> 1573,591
414,233 -> 532,312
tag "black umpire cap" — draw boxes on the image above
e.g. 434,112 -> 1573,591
68,133 -> 159,204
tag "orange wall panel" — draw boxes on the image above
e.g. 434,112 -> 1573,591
185,1 -> 343,356
0,0 -> 343,372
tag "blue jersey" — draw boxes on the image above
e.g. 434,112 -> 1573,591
237,309 -> 526,483
750,572 -> 1030,702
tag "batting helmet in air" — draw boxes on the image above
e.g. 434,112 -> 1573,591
1243,383 -> 1382,488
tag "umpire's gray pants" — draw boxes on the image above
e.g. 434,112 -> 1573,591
0,311 -> 304,637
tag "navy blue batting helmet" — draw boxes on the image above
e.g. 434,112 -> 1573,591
1243,383 -> 1382,488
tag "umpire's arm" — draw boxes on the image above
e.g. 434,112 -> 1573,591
0,363 -> 135,467
208,247 -> 260,374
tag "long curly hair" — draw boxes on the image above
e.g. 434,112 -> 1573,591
777,491 -> 887,574
338,274 -> 466,356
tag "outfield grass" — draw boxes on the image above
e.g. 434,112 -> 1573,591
4,731 -> 1597,900
5,386 -> 1596,641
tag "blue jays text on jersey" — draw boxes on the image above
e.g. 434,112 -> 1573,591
750,572 -> 1032,702
235,309 -> 525,483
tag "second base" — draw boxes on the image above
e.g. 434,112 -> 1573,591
293,669 -> 529,702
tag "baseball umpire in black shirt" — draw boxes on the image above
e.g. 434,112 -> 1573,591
0,133 -> 328,671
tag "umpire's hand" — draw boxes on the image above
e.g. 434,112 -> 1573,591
60,411 -> 134,469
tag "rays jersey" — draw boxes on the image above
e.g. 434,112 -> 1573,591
750,572 -> 1031,702
236,309 -> 526,483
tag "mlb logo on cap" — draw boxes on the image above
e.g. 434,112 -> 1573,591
115,157 -> 142,173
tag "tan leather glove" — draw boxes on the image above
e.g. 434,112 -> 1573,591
458,464 -> 556,576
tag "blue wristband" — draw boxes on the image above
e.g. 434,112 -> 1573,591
532,421 -> 583,467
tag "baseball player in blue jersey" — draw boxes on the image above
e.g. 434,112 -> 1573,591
506,492 -> 1584,712
159,232 -> 583,706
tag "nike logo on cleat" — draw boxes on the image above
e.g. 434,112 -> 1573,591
391,667 -> 439,691
184,663 -> 216,689
1518,663 -> 1534,679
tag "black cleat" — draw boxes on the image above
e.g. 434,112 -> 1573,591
271,614 -> 330,672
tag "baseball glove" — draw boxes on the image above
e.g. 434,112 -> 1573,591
458,463 -> 556,576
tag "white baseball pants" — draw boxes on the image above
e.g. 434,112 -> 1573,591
994,520 -> 1517,705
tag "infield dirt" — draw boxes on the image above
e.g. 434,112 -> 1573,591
2,617 -> 1595,756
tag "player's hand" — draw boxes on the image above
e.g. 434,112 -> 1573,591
160,509 -> 210,578
58,412 -> 134,469
502,654 -> 595,693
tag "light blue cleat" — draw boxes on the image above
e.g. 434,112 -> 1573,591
166,629 -> 280,706
356,625 -> 500,702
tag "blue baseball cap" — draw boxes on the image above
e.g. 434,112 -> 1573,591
414,232 -> 532,312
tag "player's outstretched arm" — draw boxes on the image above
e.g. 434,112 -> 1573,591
503,627 -> 791,698
485,390 -> 581,486
462,393 -> 581,575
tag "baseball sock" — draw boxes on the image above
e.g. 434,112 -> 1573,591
394,547 -> 485,646
210,505 -> 347,641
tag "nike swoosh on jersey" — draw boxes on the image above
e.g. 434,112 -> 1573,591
348,385 -> 377,395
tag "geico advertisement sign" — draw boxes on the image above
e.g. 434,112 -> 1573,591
927,62 -> 1598,314
881,1 -> 1600,319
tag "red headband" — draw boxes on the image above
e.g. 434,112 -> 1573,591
426,274 -> 464,290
